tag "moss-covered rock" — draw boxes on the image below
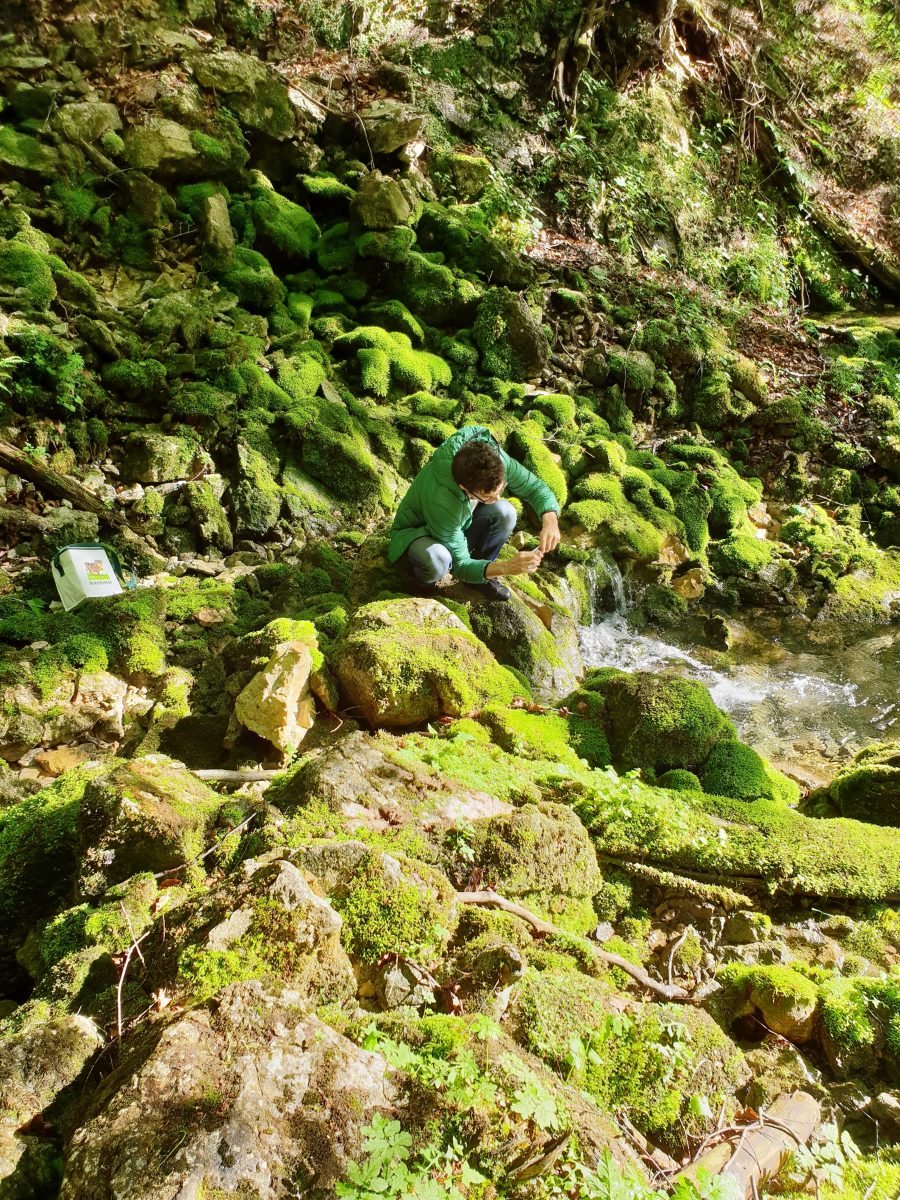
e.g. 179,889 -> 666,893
0,239 -> 56,311
167,855 -> 355,1004
573,670 -> 735,774
830,741 -> 900,826
120,432 -> 207,484
0,758 -> 222,976
473,288 -> 549,381
720,963 -> 819,1042
476,702 -> 611,769
468,593 -> 582,699
700,740 -> 800,805
469,802 -> 603,933
249,175 -> 319,260
333,597 -> 529,728
350,170 -> 414,229
234,443 -> 282,537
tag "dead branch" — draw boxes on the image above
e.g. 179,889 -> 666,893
0,438 -> 166,568
151,811 -> 258,879
455,890 -> 696,1002
190,769 -> 281,783
116,929 -> 150,1042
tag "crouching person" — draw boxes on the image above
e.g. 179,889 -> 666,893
388,425 -> 561,601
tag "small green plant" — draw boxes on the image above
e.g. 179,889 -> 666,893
789,1122 -> 861,1191
501,1053 -> 560,1131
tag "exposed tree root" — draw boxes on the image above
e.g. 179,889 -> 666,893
456,889 -> 697,1002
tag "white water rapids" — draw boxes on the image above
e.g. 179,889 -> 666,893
577,560 -> 900,781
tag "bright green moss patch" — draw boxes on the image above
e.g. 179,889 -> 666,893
334,851 -> 451,964
334,325 -> 451,397
509,420 -> 567,507
709,533 -> 774,578
700,740 -> 800,805
218,245 -> 286,311
0,240 -> 56,310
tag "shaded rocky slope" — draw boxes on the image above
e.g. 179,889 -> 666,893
2,0 -> 900,1197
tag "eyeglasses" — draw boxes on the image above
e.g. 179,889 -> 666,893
464,480 -> 507,503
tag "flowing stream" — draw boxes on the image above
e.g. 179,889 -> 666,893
578,559 -> 900,784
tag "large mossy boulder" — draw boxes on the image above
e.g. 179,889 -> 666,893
119,431 -> 208,484
0,758 -> 223,976
830,741 -> 900,826
332,598 -> 529,728
571,669 -> 735,774
469,593 -> 583,700
469,802 -> 603,933
507,971 -> 748,1139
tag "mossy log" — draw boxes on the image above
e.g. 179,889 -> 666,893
0,437 -> 165,568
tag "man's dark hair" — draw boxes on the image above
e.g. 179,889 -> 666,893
452,441 -> 505,494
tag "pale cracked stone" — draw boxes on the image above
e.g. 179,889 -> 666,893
233,640 -> 317,753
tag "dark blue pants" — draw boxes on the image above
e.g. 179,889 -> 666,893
406,499 -> 517,584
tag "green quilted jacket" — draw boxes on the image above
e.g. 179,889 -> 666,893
387,424 -> 560,584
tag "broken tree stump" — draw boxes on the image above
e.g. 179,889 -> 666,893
676,1091 -> 821,1199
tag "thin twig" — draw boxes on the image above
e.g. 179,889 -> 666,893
116,930 -> 150,1043
119,902 -> 145,966
151,811 -> 258,879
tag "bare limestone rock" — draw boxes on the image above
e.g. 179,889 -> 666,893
233,640 -> 317,754
58,985 -> 398,1200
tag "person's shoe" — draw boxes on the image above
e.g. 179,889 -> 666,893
469,578 -> 511,601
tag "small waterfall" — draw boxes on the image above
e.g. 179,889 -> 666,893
583,551 -> 627,623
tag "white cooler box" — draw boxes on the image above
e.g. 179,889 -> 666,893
51,543 -> 136,611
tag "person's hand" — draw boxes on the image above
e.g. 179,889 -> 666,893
539,512 -> 560,555
502,549 -> 543,576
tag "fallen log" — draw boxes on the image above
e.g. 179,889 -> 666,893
455,889 -> 696,1003
676,1091 -> 821,1199
191,769 -> 281,784
0,438 -> 166,569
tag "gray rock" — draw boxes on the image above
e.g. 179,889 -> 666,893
474,288 -> 549,381
267,730 -> 511,838
201,192 -> 234,263
120,432 -> 208,484
350,170 -> 413,230
582,349 -> 608,386
191,50 -> 297,139
374,959 -> 436,1010
52,101 -> 121,143
123,117 -> 201,176
0,1013 -> 104,1188
722,911 -> 768,945
0,128 -> 58,178
870,1091 -> 900,1129
59,987 -> 397,1200
359,99 -> 426,155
